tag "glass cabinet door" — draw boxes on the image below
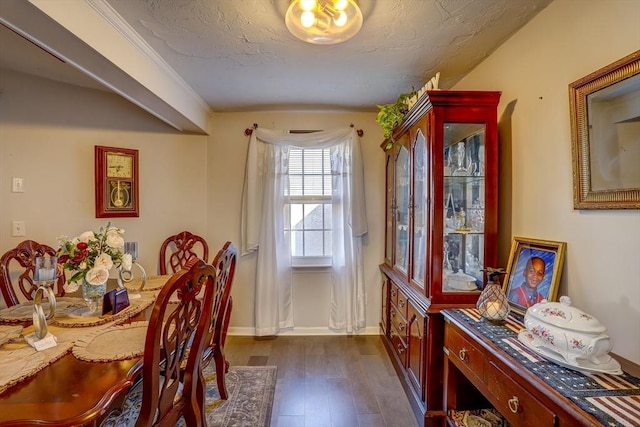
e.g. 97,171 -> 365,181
394,143 -> 410,274
411,129 -> 427,288
442,123 -> 486,293
384,151 -> 394,264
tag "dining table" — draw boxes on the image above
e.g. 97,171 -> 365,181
0,275 -> 172,427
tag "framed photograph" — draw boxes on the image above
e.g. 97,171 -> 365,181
502,237 -> 567,314
94,146 -> 139,218
569,50 -> 640,209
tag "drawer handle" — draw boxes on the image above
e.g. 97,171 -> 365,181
391,308 -> 396,318
508,396 -> 519,413
398,322 -> 405,332
391,289 -> 397,297
399,299 -> 405,308
458,348 -> 468,361
397,343 -> 405,354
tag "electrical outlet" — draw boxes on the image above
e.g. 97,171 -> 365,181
12,177 -> 24,193
12,221 -> 26,236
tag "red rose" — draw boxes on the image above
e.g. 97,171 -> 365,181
72,250 -> 88,262
58,254 -> 69,264
77,242 -> 88,250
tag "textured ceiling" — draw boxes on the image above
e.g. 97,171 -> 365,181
104,0 -> 553,112
0,0 -> 553,113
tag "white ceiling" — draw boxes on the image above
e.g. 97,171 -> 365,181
0,0 -> 552,126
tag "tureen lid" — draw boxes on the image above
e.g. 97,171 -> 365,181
448,269 -> 475,282
447,269 -> 477,290
527,296 -> 606,334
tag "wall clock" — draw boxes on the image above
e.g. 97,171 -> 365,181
95,146 -> 139,218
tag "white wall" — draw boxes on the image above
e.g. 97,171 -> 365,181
206,112 -> 384,335
455,0 -> 640,363
0,70 -> 209,308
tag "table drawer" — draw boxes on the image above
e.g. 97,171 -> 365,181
487,361 -> 556,427
445,324 -> 485,381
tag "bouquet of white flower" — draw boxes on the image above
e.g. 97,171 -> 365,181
57,223 -> 132,293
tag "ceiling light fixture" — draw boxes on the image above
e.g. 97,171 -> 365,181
285,0 -> 363,45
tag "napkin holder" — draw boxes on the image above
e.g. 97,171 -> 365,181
102,287 -> 130,315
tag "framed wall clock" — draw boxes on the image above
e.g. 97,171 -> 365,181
95,145 -> 139,218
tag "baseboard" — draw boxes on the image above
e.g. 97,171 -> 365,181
228,326 -> 381,336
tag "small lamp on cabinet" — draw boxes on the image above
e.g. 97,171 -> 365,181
476,267 -> 509,322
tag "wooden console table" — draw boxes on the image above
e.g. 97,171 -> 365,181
442,308 -> 640,427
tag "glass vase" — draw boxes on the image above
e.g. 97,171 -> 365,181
82,279 -> 107,317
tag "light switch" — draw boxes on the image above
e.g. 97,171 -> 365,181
12,221 -> 26,236
12,177 -> 24,193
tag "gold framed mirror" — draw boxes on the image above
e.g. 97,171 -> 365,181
569,50 -> 640,209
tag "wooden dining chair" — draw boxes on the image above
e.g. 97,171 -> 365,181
0,240 -> 65,307
202,241 -> 237,400
136,257 -> 217,427
158,231 -> 209,275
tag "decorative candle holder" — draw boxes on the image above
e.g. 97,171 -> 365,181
34,255 -> 57,285
476,267 -> 509,322
33,285 -> 56,339
33,255 -> 57,321
119,242 -> 146,299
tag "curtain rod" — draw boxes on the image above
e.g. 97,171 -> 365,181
245,123 -> 364,137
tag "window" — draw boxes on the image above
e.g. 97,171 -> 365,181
286,148 -> 332,266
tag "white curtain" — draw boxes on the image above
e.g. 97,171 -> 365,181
241,128 -> 368,335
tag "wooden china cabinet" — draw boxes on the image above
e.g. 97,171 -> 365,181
379,90 -> 501,427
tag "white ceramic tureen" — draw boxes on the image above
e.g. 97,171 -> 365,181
523,296 -> 613,366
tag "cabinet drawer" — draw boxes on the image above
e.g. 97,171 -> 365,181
486,362 -> 556,427
390,306 -> 407,338
396,289 -> 408,317
390,283 -> 398,306
390,325 -> 407,366
445,324 -> 485,381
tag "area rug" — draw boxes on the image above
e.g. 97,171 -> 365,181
102,365 -> 276,427
190,365 -> 277,427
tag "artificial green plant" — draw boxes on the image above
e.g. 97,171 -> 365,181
376,90 -> 415,150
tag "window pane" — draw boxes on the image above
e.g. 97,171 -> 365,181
290,204 -> 304,230
289,150 -> 303,174
324,204 -> 332,229
324,230 -> 332,256
324,176 -> 332,196
304,175 -> 324,196
323,150 -> 331,174
287,148 -> 333,260
289,175 -> 303,196
304,231 -> 324,256
303,149 -> 324,174
291,231 -> 303,256
304,204 -> 323,229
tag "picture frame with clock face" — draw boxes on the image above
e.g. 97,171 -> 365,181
95,145 -> 139,218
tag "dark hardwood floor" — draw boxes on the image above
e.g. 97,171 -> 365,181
224,335 -> 419,427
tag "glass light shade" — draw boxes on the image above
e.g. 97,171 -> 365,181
476,282 -> 510,322
285,0 -> 363,45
